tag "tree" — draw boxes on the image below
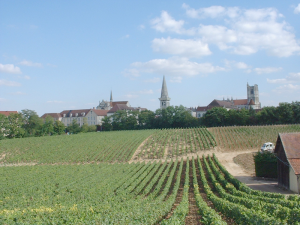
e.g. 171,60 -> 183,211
7,113 -> 25,138
67,119 -> 81,134
202,107 -> 228,127
43,115 -> 54,135
21,109 -> 43,136
138,110 -> 155,129
102,116 -> 112,131
277,102 -> 294,124
53,120 -> 65,135
81,117 -> 89,133
0,114 -> 9,139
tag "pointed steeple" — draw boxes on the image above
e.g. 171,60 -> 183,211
110,90 -> 113,102
160,75 -> 170,100
159,75 -> 171,109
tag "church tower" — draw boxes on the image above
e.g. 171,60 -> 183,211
247,83 -> 261,109
110,90 -> 113,102
159,75 -> 171,109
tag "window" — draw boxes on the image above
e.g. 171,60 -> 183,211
251,89 -> 254,94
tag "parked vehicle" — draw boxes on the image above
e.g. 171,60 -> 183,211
261,142 -> 275,153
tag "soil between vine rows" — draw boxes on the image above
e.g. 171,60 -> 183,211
200,158 -> 236,225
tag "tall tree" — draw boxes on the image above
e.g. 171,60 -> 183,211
53,120 -> 66,135
7,113 -> 25,138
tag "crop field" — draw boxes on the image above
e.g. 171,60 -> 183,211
1,155 -> 300,224
1,125 -> 300,165
209,124 -> 300,151
133,127 -> 216,160
0,130 -> 155,164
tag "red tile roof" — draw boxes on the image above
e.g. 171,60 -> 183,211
41,113 -> 62,119
0,111 -> 18,116
112,101 -> 128,107
278,133 -> 300,175
92,109 -> 109,116
108,104 -> 132,113
60,109 -> 91,117
233,99 -> 248,105
248,99 -> 255,105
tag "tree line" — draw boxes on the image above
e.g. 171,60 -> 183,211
102,102 -> 300,131
0,109 -> 96,139
1,101 -> 299,139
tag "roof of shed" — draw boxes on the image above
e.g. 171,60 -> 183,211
276,133 -> 300,175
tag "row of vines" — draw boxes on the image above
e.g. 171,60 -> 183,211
209,124 -> 300,150
135,127 -> 216,160
2,155 -> 299,224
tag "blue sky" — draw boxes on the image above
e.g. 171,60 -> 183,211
1,0 -> 300,116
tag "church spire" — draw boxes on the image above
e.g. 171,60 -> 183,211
110,90 -> 113,102
161,75 -> 169,99
159,75 -> 171,109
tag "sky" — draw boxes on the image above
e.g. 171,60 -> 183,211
1,0 -> 300,116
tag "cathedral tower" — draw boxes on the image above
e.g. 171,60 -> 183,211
159,75 -> 171,109
247,83 -> 261,109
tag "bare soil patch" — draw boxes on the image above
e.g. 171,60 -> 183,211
233,152 -> 256,176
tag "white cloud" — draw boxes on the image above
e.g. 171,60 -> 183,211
0,64 -> 22,74
267,72 -> 300,83
0,80 -> 21,86
144,77 -> 160,83
294,4 -> 300,14
152,37 -> 211,57
139,24 -> 145,29
180,6 -> 300,57
139,89 -> 154,94
151,11 -> 194,35
274,84 -> 300,93
122,68 -> 140,79
129,57 -> 225,77
224,60 -> 249,69
0,98 -> 6,102
254,67 -> 282,74
47,100 -> 64,103
24,75 -> 30,80
170,76 -> 182,83
20,60 -> 42,67
183,4 -> 240,19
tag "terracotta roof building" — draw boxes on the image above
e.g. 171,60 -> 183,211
274,133 -> 300,193
0,111 -> 18,116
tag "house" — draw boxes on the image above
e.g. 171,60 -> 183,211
41,113 -> 62,122
0,111 -> 18,116
191,83 -> 261,118
41,109 -> 109,127
274,133 -> 300,193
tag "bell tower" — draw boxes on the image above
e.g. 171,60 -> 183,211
159,75 -> 171,109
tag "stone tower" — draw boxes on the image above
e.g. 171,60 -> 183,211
159,75 -> 171,109
110,90 -> 113,102
247,83 -> 261,109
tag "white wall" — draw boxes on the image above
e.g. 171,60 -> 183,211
289,168 -> 299,194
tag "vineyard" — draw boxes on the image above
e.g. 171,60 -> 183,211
1,155 -> 300,224
209,124 -> 300,151
133,127 -> 216,160
1,125 -> 300,165
0,130 -> 155,164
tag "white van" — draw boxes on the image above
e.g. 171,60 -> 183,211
261,142 -> 275,153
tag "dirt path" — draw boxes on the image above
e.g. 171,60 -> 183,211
215,150 -> 294,194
